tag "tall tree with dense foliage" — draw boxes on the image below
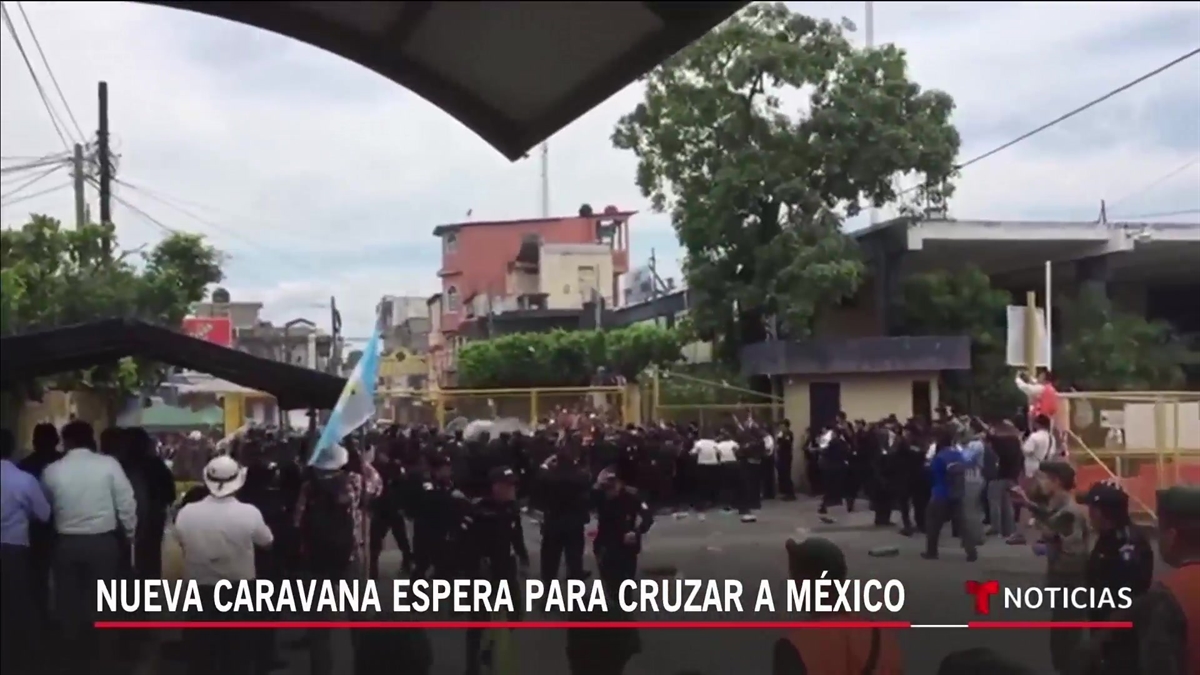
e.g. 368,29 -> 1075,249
612,3 -> 961,363
896,266 -> 1023,417
1,214 -> 224,406
457,325 -> 682,389
1056,289 -> 1185,391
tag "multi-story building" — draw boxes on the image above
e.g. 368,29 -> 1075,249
191,291 -> 332,370
380,295 -> 431,355
428,207 -> 634,385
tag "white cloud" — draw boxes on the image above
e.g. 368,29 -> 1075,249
3,1 -> 1198,339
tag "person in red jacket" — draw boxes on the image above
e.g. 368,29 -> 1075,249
1015,369 -> 1062,456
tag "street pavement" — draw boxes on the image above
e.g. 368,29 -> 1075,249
254,498 -> 1067,675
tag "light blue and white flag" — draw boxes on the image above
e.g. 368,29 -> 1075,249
309,311 -> 384,467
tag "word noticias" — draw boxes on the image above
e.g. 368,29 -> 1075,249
966,580 -> 1135,615
98,575 -> 907,615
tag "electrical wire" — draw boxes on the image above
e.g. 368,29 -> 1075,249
84,177 -> 176,235
899,46 -> 1200,198
0,179 -> 69,207
1,162 -> 63,200
14,1 -> 84,141
1110,208 -> 1200,220
0,2 -> 70,150
114,178 -> 315,268
0,153 -> 69,176
1107,156 -> 1200,211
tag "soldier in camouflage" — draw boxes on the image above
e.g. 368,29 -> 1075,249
1011,460 -> 1090,675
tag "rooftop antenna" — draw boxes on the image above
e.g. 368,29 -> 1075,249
539,142 -> 550,218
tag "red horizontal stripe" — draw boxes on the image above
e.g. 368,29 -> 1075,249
969,621 -> 1134,629
96,620 -> 911,630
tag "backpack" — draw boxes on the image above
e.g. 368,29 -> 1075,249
945,461 -> 967,501
302,472 -> 357,570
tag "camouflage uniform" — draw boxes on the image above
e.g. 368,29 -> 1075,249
1027,487 -> 1091,674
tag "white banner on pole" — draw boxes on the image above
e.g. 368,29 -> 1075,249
1005,305 -> 1049,368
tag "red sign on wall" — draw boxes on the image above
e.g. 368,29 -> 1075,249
182,317 -> 233,348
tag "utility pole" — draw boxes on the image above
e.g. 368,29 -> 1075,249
864,2 -> 879,227
539,142 -> 549,217
329,296 -> 342,374
97,82 -> 113,246
72,143 -> 86,228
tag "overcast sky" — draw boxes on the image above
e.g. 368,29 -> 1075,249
2,1 -> 1198,341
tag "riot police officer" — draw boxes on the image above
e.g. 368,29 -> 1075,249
462,466 -> 529,675
593,465 -> 654,595
410,456 -> 461,580
1083,480 -> 1154,621
535,441 -> 592,585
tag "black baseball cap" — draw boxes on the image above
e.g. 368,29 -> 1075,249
1083,480 -> 1128,510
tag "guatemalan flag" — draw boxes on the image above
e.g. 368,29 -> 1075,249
308,310 -> 383,467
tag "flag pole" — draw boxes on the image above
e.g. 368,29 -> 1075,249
1044,260 -> 1053,371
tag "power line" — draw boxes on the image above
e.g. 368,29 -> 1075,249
899,46 -> 1200,199
114,178 -> 315,267
1,162 -> 63,200
1111,208 -> 1200,220
0,179 -> 69,207
14,1 -> 84,141
1107,156 -> 1200,211
0,153 -> 69,176
959,47 -> 1200,171
85,177 -> 176,235
0,2 -> 70,150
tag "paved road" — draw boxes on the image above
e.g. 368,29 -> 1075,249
256,498 -> 1067,675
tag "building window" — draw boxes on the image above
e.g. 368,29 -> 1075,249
446,286 -> 460,312
444,233 -> 458,254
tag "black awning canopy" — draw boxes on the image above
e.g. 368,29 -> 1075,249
142,1 -> 746,160
0,318 -> 347,410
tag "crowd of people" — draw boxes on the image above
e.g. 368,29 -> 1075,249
0,401 -> 1196,675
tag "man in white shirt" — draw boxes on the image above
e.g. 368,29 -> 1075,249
1011,414 -> 1054,545
40,420 -> 137,650
174,456 -> 273,585
1022,414 -> 1053,481
690,437 -> 720,511
174,455 -> 273,672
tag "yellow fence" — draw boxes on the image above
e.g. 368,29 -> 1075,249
648,370 -> 782,427
653,403 -> 782,427
433,386 -> 628,427
1062,391 -> 1200,520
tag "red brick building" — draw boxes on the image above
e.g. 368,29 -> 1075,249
428,208 -> 633,385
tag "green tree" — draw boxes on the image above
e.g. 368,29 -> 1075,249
456,325 -> 682,389
1056,289 -> 1185,391
896,266 -> 1022,417
612,3 -> 960,364
1,215 -> 224,410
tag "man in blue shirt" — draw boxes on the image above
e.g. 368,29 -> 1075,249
922,425 -> 978,562
1,428 -> 53,675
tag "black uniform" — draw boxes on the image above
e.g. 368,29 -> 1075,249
462,469 -> 529,675
1087,525 -> 1154,621
1082,480 -> 1155,624
368,459 -> 412,578
776,426 -> 796,500
535,455 -> 592,583
410,473 -> 463,580
593,483 -> 654,593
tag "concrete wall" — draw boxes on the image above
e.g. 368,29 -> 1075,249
539,244 -> 616,309
782,371 -> 940,432
192,301 -> 262,330
505,267 -> 540,296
